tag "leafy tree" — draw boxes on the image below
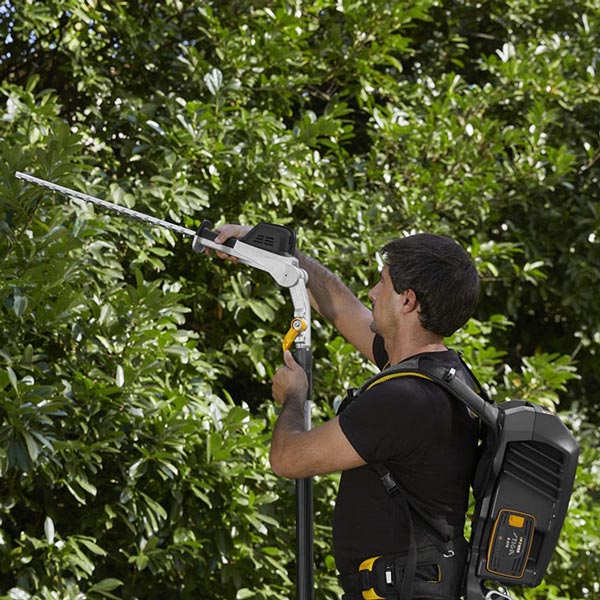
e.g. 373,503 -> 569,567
1,0 -> 598,598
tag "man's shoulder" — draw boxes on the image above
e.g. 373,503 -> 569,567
363,349 -> 471,401
360,367 -> 444,409
402,348 -> 461,365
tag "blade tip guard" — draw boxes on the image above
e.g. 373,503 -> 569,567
193,220 -> 240,254
192,220 -> 216,253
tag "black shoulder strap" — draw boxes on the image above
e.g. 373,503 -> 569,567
372,462 -> 418,600
360,354 -> 499,429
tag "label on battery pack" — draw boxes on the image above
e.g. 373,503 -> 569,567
486,509 -> 536,579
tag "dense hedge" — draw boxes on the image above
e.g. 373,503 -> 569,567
1,1 -> 599,598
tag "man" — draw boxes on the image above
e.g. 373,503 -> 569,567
213,226 -> 481,600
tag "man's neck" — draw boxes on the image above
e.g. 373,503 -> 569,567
385,337 -> 447,366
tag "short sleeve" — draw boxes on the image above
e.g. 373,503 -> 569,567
338,377 -> 448,465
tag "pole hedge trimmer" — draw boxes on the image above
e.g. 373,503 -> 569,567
15,171 -> 315,600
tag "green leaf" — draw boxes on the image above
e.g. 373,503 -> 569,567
76,476 -> 98,497
6,367 -> 18,392
22,431 -> 40,462
65,481 -> 87,505
204,67 -> 223,95
116,365 -> 125,387
88,578 -> 123,592
13,290 -> 28,317
78,537 -> 107,556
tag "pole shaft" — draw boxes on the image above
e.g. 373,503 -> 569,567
296,478 -> 314,600
293,347 -> 314,600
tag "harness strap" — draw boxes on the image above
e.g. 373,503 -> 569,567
372,462 -> 417,600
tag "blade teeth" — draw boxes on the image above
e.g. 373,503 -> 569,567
15,171 -> 196,238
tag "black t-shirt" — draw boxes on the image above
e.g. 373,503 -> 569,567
333,336 -> 480,575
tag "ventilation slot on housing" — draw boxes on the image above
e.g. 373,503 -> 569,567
502,441 -> 565,501
254,234 -> 275,249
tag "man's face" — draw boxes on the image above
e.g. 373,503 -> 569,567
368,265 -> 398,335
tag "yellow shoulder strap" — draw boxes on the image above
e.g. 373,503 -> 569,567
364,370 -> 434,392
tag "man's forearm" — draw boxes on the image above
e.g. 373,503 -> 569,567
295,249 -> 359,326
269,392 -> 307,478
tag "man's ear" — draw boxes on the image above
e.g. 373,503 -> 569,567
400,289 -> 419,311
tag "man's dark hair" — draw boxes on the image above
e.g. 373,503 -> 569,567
381,233 -> 480,337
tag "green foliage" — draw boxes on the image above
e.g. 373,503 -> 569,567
1,0 -> 599,597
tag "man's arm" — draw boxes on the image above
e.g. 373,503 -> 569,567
269,351 -> 366,478
295,250 -> 375,363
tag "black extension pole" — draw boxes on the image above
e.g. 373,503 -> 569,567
293,346 -> 314,600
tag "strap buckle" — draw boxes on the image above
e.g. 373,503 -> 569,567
358,556 -> 396,600
443,367 -> 457,382
380,471 -> 402,497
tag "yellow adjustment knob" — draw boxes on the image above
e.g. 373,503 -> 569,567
282,318 -> 307,352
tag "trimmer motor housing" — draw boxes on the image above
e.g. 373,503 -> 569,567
193,220 -> 296,256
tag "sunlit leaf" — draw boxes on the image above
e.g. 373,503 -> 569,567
44,516 -> 55,544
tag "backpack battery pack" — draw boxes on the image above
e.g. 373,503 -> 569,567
465,400 -> 579,599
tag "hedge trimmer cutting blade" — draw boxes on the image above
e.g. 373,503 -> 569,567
15,171 -> 197,237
